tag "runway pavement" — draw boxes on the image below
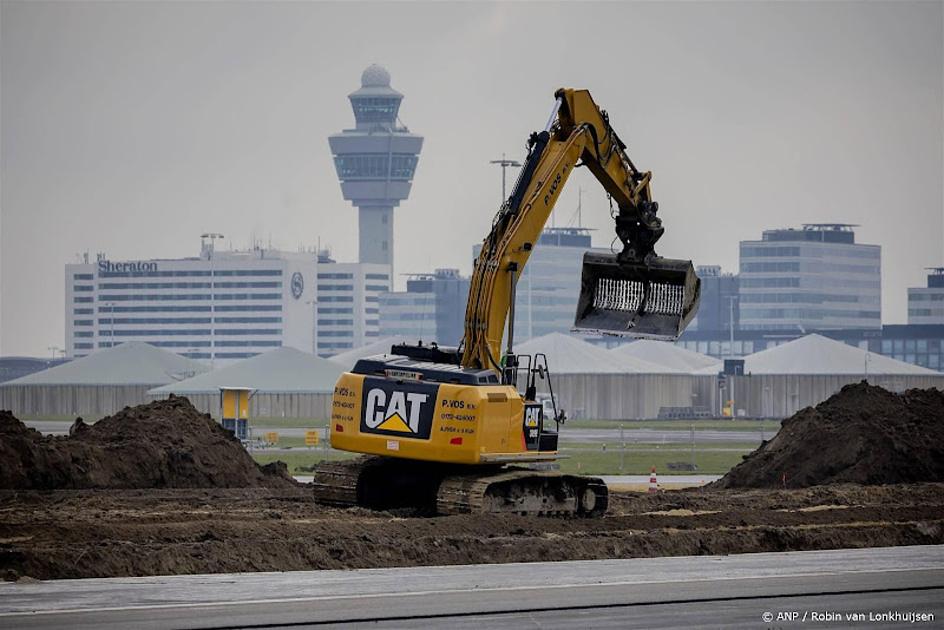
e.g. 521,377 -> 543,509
2,545 -> 940,629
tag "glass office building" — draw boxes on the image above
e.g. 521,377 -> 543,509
379,268 -> 470,345
907,268 -> 944,325
688,265 -> 739,332
738,224 -> 881,331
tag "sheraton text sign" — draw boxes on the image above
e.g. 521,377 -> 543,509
97,260 -> 158,273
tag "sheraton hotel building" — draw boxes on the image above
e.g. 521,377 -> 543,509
65,242 -> 390,362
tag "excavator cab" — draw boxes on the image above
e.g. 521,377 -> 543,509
573,251 -> 701,340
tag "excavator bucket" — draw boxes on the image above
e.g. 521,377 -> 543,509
573,252 -> 701,340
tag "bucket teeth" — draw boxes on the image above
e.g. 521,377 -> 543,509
573,252 -> 701,340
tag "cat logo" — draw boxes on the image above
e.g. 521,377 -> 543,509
360,377 -> 437,440
523,404 -> 542,451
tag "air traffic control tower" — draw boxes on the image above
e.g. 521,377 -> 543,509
329,64 -> 423,267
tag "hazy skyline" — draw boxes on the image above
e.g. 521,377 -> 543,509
2,1 -> 942,356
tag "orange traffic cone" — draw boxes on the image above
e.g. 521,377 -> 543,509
648,466 -> 658,493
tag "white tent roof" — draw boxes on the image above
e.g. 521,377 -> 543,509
3,342 -> 209,386
515,332 -> 679,374
694,334 -> 940,376
149,346 -> 344,395
327,336 -> 418,367
610,340 -> 721,373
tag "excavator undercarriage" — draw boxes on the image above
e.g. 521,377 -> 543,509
313,456 -> 608,517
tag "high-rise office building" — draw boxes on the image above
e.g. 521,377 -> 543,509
908,268 -> 944,325
738,224 -> 881,331
328,64 -> 423,269
688,265 -> 739,332
378,268 -> 470,345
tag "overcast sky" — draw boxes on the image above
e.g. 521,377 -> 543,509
2,1 -> 942,357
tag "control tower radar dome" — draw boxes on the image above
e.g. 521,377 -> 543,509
361,64 -> 391,87
328,65 -> 423,269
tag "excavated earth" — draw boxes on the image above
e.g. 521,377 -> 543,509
0,397 -> 294,490
1,386 -> 943,580
1,483 -> 942,580
713,382 -> 944,489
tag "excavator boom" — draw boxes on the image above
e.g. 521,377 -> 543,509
461,89 -> 700,371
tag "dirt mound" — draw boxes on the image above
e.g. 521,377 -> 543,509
714,382 -> 944,489
0,397 -> 295,490
0,410 -> 39,438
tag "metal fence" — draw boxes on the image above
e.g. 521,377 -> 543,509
146,391 -> 335,419
0,384 -> 154,418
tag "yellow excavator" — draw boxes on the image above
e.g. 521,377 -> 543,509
313,89 -> 700,517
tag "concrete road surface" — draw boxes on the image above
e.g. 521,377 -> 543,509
2,545 -> 940,629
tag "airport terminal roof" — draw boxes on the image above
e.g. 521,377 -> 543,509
516,333 -> 679,374
610,340 -> 721,373
149,347 -> 344,395
2,342 -> 209,386
694,334 -> 939,376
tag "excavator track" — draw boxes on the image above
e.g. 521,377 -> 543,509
437,469 -> 608,517
310,458 -> 367,508
312,457 -> 608,518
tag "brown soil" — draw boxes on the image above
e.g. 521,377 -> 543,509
713,383 -> 944,489
1,483 -> 942,580
0,398 -> 294,490
2,384 -> 942,581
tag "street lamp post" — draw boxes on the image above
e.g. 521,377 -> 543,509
724,295 -> 739,417
489,154 -> 522,204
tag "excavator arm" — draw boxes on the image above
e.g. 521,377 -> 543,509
461,88 -> 699,371
316,88 -> 694,516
